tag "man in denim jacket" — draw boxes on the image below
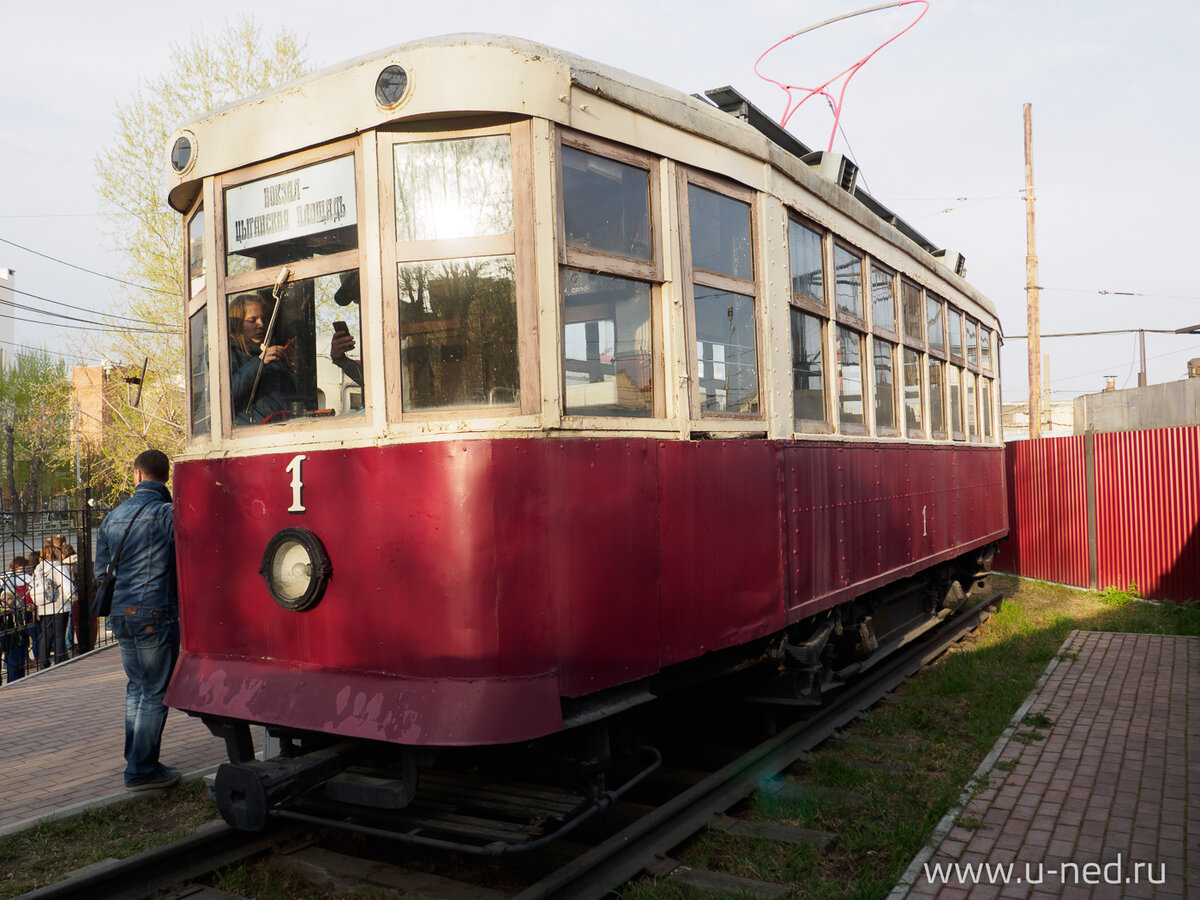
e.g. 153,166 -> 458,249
95,449 -> 181,791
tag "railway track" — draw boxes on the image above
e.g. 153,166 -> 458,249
17,592 -> 999,900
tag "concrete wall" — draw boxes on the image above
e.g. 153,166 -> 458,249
1074,379 -> 1200,434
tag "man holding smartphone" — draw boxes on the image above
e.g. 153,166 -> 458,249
330,320 -> 363,386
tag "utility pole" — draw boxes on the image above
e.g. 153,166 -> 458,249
1138,329 -> 1147,387
1043,353 -> 1051,430
1024,103 -> 1041,439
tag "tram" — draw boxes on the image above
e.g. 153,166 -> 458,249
163,34 -> 1006,841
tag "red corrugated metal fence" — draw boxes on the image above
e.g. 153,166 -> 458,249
1095,428 -> 1200,601
995,435 -> 1089,588
997,425 -> 1200,602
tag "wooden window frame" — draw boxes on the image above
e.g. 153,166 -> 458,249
556,131 -> 665,422
946,306 -> 966,365
184,196 -> 211,443
835,323 -> 869,436
786,215 -> 828,317
556,130 -> 662,283
926,293 -> 947,361
679,167 -> 762,421
948,364 -> 966,442
900,278 -> 925,350
872,335 -> 900,437
832,241 -> 867,330
902,346 -> 926,440
927,356 -> 948,440
790,305 -> 833,434
214,137 -> 368,439
965,317 -> 980,373
870,263 -> 898,341
980,327 -> 994,375
377,120 -> 540,421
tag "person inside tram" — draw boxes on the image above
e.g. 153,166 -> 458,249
228,292 -> 297,424
328,271 -> 363,387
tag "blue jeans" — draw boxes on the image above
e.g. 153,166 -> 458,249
111,614 -> 180,786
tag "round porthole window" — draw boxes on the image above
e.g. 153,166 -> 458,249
259,527 -> 331,612
170,134 -> 195,174
375,64 -> 410,108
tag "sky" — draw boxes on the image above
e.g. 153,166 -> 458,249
1,0 -> 1197,408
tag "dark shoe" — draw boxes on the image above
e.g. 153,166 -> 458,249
125,765 -> 181,791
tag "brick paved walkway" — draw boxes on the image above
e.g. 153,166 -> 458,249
0,645 -> 238,836
896,631 -> 1198,899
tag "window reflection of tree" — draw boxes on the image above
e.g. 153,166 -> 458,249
398,258 -> 518,409
394,137 -> 513,242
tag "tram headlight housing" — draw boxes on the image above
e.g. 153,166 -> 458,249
259,527 -> 331,612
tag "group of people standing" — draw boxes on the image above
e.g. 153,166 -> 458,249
0,535 -> 81,683
2,449 -> 182,794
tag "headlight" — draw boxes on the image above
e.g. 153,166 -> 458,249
259,527 -> 331,612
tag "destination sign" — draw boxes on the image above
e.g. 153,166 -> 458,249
225,155 -> 357,254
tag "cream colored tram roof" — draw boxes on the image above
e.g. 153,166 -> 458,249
167,33 -> 997,321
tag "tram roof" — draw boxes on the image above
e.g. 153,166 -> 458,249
167,33 -> 995,318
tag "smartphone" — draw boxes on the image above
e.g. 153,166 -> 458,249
333,320 -> 349,335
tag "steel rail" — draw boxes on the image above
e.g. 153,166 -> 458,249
14,820 -> 308,900
514,592 -> 1001,900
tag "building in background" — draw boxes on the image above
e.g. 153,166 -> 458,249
1074,362 -> 1200,434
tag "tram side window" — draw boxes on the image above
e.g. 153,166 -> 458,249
834,246 -> 864,320
948,366 -> 964,441
928,358 -> 947,438
189,310 -> 210,437
874,339 -> 897,433
227,270 -> 365,425
563,270 -> 651,417
947,308 -> 964,359
926,296 -> 945,352
562,146 -> 651,261
901,280 -> 923,345
791,309 -> 826,423
836,326 -> 866,431
789,220 -> 824,305
982,377 -> 994,440
688,184 -> 753,281
966,374 -> 979,441
559,140 -> 657,418
788,218 -> 829,430
980,328 -> 993,372
903,348 -> 924,438
186,204 -> 210,438
871,266 -> 896,333
687,182 -> 758,415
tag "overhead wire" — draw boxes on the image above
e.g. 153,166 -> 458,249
1,284 -> 180,330
0,235 -> 177,296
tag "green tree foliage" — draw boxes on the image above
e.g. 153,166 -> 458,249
90,16 -> 308,500
0,350 -> 74,518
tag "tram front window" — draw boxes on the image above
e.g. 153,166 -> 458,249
227,270 -> 364,426
397,256 -> 519,411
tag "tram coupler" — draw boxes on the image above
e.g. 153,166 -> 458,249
215,741 -> 362,831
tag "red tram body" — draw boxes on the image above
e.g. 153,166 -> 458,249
161,35 -> 1006,837
171,440 -> 1004,747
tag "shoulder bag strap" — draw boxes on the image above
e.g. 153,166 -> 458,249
106,500 -> 154,577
